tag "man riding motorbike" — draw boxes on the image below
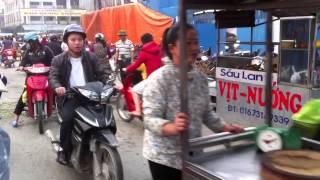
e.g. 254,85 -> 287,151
49,24 -> 110,165
93,33 -> 112,65
12,32 -> 54,127
115,30 -> 134,79
1,36 -> 13,51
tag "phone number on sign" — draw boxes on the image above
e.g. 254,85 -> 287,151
227,105 -> 290,125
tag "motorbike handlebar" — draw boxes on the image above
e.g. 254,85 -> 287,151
22,67 -> 28,71
60,90 -> 75,99
18,66 -> 51,73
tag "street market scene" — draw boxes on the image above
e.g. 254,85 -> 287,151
1,0 -> 320,180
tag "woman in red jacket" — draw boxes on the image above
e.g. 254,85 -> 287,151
123,33 -> 163,117
124,33 -> 162,77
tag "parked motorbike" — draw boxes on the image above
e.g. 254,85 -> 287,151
47,81 -> 123,180
1,49 -> 16,68
24,64 -> 53,134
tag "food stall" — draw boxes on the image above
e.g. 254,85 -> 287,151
211,6 -> 320,128
176,0 -> 320,180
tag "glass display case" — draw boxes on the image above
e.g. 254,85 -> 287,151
314,15 -> 320,87
279,18 -> 315,86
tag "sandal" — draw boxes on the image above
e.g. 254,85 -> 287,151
129,111 -> 142,119
11,120 -> 18,128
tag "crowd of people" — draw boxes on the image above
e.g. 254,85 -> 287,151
0,23 -> 244,180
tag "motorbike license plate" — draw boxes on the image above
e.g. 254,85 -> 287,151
7,56 -> 13,59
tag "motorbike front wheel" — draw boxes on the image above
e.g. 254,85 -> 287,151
92,143 -> 123,180
35,101 -> 45,134
116,94 -> 131,122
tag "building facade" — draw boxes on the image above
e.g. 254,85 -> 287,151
78,0 -> 134,11
0,0 -> 5,32
2,0 -> 86,33
79,0 -> 94,11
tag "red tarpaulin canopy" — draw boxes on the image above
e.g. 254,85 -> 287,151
81,3 -> 174,45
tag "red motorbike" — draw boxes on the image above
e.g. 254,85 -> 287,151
116,72 -> 137,122
114,64 -> 145,122
1,49 -> 16,68
115,48 -> 144,122
24,64 -> 53,134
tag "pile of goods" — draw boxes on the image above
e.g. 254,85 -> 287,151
193,59 -> 216,78
237,55 -> 279,73
261,150 -> 320,180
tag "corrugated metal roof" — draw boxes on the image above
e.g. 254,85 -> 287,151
185,0 -> 320,17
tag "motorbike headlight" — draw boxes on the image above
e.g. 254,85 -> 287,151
78,89 -> 99,101
101,88 -> 114,101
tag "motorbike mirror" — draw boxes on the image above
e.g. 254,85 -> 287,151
201,56 -> 209,61
103,83 -> 113,89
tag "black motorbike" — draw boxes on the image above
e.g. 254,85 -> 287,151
46,81 -> 123,180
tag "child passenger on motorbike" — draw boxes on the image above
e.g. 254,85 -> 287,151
49,24 -> 110,165
142,24 -> 244,180
12,32 -> 54,127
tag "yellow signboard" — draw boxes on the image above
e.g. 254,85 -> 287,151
20,9 -> 86,17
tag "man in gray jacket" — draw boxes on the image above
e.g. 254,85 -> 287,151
49,24 -> 110,165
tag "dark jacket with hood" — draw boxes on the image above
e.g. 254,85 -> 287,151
126,41 -> 163,77
49,51 -> 110,91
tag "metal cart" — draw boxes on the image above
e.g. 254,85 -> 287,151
185,127 -> 320,180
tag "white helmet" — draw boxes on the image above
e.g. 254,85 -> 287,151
95,33 -> 104,41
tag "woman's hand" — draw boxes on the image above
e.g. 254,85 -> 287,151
162,112 -> 189,136
222,124 -> 244,133
17,66 -> 24,71
55,87 -> 66,96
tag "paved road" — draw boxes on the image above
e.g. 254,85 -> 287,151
0,64 -> 151,180
0,62 -> 222,180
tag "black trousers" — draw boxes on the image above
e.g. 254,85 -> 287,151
119,57 -> 131,80
58,98 -> 79,160
13,89 -> 26,116
0,75 -> 7,98
148,160 -> 182,180
14,76 -> 27,116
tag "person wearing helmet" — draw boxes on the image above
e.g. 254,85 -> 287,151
11,32 -> 54,127
93,33 -> 112,65
49,24 -> 110,165
1,36 -> 13,51
48,35 -> 63,56
41,34 -> 49,46
115,29 -> 134,79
